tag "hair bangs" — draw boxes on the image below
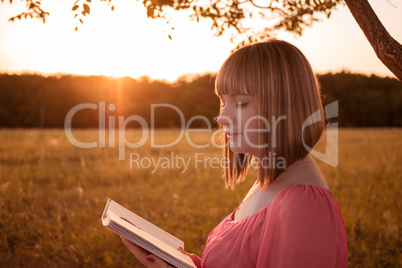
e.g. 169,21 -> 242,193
215,49 -> 257,97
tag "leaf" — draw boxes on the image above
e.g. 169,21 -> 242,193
146,6 -> 154,18
111,5 -> 114,11
86,0 -> 91,2
168,34 -> 172,40
74,26 -> 78,31
72,5 -> 79,11
83,3 -> 90,15
79,18 -> 83,24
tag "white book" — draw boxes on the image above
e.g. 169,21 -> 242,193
102,199 -> 197,268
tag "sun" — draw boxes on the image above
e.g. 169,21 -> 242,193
0,0 -> 234,81
0,0 -> 231,81
38,0 -> 232,80
42,0 -> 176,79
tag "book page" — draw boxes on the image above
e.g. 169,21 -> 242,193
102,199 -> 196,267
106,200 -> 184,249
108,211 -> 195,266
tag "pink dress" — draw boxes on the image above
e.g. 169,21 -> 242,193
201,184 -> 348,268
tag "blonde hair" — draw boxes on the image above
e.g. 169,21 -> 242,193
215,39 -> 324,189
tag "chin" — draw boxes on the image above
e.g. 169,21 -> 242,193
229,146 -> 254,156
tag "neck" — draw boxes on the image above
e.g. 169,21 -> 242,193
258,155 -> 324,188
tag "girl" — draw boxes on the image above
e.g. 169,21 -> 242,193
122,39 -> 348,267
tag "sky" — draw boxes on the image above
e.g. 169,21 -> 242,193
0,0 -> 401,81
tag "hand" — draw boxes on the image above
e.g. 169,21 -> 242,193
121,237 -> 175,268
177,247 -> 201,268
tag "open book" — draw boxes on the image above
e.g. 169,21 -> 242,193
102,199 -> 197,268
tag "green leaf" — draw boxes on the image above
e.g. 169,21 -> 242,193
72,5 -> 79,11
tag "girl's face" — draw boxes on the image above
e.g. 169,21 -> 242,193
217,94 -> 264,156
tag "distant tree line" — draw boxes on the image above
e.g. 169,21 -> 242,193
0,72 -> 401,128
318,73 -> 402,127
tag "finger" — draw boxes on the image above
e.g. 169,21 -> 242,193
176,247 -> 201,268
145,253 -> 173,268
121,238 -> 150,264
121,238 -> 170,268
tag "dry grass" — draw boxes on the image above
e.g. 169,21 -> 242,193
0,128 -> 400,267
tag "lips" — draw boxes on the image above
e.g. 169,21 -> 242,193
226,132 -> 240,139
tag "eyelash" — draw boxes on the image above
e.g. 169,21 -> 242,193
219,101 -> 248,108
235,101 -> 248,107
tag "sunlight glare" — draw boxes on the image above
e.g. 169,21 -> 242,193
0,0 -> 232,81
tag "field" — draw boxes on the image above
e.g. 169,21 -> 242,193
0,129 -> 401,267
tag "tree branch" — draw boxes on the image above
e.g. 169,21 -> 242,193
344,0 -> 402,81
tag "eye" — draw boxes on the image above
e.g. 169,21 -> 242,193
218,97 -> 225,108
235,101 -> 248,107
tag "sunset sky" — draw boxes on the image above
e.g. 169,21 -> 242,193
0,0 -> 401,81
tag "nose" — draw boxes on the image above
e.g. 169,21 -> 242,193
217,114 -> 227,127
217,106 -> 232,127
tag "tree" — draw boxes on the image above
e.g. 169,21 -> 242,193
2,0 -> 402,80
343,0 -> 402,82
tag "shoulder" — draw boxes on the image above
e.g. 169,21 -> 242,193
270,184 -> 343,227
257,184 -> 348,267
274,184 -> 334,207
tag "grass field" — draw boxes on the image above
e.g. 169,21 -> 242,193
0,129 -> 401,267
